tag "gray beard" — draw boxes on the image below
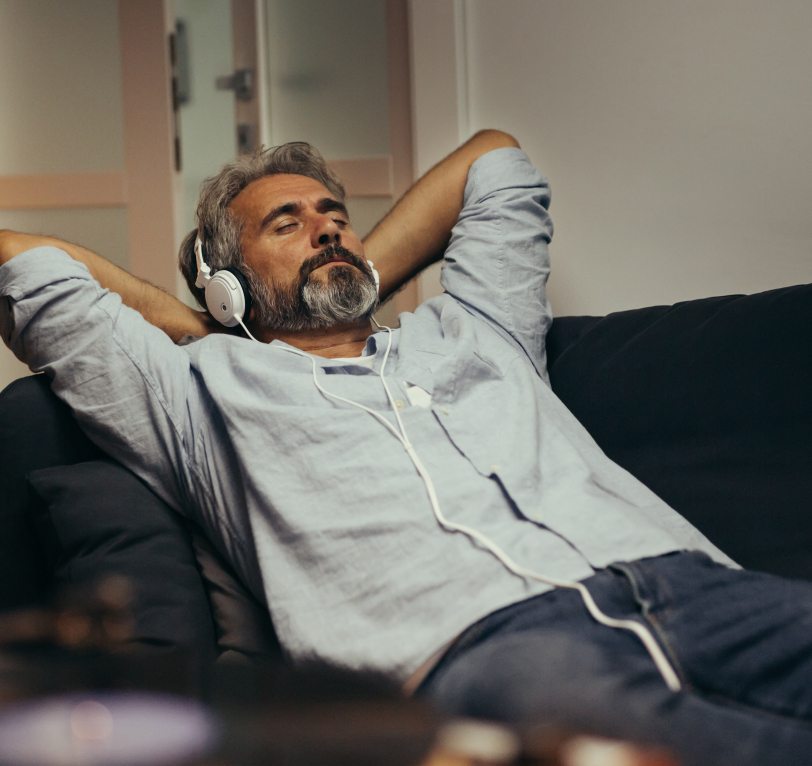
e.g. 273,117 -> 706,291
242,247 -> 378,332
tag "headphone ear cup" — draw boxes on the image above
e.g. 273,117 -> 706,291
204,267 -> 253,328
366,259 -> 381,295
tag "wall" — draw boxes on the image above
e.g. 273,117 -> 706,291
412,0 -> 812,315
0,0 -> 126,388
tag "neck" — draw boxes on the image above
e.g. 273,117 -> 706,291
250,318 -> 375,358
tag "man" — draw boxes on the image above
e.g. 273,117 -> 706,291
1,131 -> 811,765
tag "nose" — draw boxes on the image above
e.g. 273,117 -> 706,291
312,215 -> 341,248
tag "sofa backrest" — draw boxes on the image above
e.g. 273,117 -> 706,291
548,283 -> 812,580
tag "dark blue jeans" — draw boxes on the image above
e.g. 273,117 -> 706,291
417,552 -> 812,766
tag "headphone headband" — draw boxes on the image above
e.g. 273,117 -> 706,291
194,236 -> 211,289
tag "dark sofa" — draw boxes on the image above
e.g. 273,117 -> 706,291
1,284 -> 811,663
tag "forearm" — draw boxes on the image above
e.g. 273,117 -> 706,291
0,230 -> 212,342
363,129 -> 520,300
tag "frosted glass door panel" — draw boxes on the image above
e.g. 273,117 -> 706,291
263,0 -> 390,157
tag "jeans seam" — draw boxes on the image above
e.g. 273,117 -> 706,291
612,561 -> 690,689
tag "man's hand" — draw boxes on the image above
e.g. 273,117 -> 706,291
0,229 -> 212,342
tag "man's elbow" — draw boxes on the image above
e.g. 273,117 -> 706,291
0,230 -> 49,265
0,230 -> 18,265
468,129 -> 520,151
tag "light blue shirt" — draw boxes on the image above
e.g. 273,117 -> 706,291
0,148 -> 733,681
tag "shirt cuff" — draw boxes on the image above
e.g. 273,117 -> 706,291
0,247 -> 91,300
464,147 -> 548,207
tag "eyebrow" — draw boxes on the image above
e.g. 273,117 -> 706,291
260,197 -> 349,229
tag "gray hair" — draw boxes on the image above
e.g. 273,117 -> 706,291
178,141 -> 345,309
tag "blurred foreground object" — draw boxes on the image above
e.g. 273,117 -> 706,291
424,722 -> 679,766
0,577 -> 135,652
0,691 -> 217,766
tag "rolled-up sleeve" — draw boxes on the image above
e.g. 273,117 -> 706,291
441,147 -> 553,377
0,247 -> 193,512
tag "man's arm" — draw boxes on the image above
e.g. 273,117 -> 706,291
437,138 -> 553,378
363,129 -> 519,301
0,230 -> 212,342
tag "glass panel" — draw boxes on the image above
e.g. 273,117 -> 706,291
174,0 -> 238,237
263,0 -> 389,158
344,197 -> 391,241
0,0 -> 123,175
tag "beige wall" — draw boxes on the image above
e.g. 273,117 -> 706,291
412,0 -> 812,315
0,0 -> 126,389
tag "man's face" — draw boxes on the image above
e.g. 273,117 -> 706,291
229,173 -> 377,331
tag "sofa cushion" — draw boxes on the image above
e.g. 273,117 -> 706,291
28,459 -> 218,657
189,529 -> 283,662
547,284 -> 812,579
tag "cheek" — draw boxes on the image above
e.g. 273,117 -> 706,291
345,235 -> 365,257
244,245 -> 298,282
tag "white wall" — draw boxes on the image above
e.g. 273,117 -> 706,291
412,0 -> 812,315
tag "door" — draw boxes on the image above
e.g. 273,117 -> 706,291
172,0 -> 262,260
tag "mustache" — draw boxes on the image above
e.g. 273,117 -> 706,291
299,244 -> 371,282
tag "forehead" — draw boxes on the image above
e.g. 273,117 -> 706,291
229,173 -> 335,225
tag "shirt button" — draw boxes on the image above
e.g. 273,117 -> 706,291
394,399 -> 406,410
490,464 -> 501,473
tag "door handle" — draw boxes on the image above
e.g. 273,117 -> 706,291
215,69 -> 254,101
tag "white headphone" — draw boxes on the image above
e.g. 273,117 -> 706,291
194,236 -> 252,328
